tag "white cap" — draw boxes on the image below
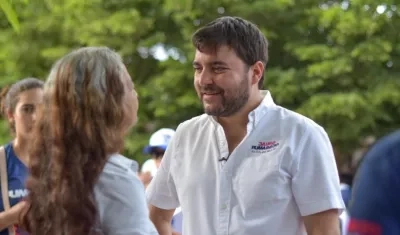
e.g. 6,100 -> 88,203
143,128 -> 175,154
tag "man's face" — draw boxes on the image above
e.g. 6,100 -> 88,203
193,45 -> 251,117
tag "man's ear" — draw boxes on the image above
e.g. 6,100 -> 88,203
250,61 -> 265,86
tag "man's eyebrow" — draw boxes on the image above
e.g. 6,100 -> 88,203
192,61 -> 228,66
210,61 -> 228,66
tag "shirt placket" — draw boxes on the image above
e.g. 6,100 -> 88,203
217,126 -> 231,235
218,168 -> 232,235
216,113 -> 255,235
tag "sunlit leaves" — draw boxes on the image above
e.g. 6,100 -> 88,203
0,0 -> 20,32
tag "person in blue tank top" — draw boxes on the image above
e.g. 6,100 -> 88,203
0,78 -> 44,235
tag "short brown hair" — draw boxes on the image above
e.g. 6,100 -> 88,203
192,16 -> 269,89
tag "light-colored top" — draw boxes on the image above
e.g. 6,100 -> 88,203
171,207 -> 183,234
146,90 -> 345,235
141,159 -> 158,177
94,153 -> 158,235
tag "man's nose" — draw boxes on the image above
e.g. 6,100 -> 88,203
197,69 -> 214,86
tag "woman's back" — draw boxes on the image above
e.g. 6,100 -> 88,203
94,153 -> 158,235
21,47 -> 156,235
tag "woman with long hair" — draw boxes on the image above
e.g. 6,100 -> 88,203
21,47 -> 158,235
0,78 -> 44,235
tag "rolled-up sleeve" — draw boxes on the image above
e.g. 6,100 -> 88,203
291,124 -> 345,216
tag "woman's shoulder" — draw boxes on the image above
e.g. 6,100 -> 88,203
94,153 -> 145,206
1,142 -> 13,154
105,153 -> 139,172
94,154 -> 157,235
2,142 -> 17,163
96,153 -> 141,189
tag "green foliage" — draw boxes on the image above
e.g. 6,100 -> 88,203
1,0 -> 399,166
0,0 -> 21,33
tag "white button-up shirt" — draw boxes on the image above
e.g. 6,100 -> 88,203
146,90 -> 345,235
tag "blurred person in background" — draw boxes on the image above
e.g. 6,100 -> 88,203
339,136 -> 376,208
351,136 -> 376,172
21,47 -> 158,235
147,16 -> 344,235
339,171 -> 352,235
338,153 -> 357,234
339,168 -> 353,208
139,128 -> 181,235
139,128 -> 175,188
0,78 -> 44,235
347,130 -> 400,235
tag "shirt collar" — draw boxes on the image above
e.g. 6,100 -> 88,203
248,90 -> 275,127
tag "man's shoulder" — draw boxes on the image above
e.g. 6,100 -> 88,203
176,114 -> 213,133
266,105 -> 326,136
170,114 -> 215,145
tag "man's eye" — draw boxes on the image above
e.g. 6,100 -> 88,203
214,67 -> 226,72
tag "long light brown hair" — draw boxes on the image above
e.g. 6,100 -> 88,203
22,47 -> 128,235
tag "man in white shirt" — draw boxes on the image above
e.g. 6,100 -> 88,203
146,16 -> 344,235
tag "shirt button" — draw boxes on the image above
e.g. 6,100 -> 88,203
221,204 -> 228,210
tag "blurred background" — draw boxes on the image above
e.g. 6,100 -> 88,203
1,0 -> 399,176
